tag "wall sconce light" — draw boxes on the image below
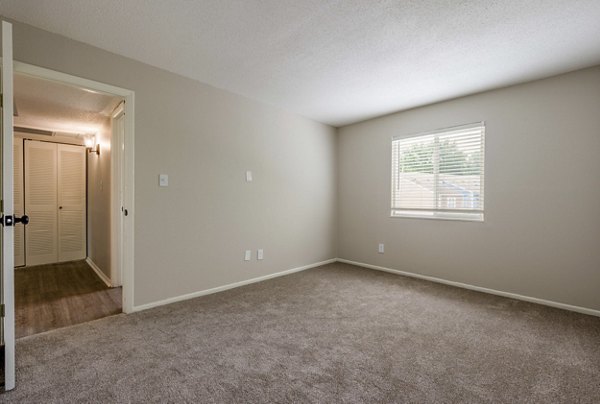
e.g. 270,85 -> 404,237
85,136 -> 100,155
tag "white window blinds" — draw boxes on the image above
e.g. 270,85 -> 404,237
391,122 -> 485,221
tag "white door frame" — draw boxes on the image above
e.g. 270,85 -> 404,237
13,61 -> 136,314
110,102 -> 125,287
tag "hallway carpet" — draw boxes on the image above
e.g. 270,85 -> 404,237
3,263 -> 599,403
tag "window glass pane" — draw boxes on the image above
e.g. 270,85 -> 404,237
391,123 -> 485,221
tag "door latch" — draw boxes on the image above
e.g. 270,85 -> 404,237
0,215 -> 13,226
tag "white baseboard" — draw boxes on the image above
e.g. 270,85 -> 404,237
132,258 -> 337,312
337,258 -> 600,318
86,257 -> 112,288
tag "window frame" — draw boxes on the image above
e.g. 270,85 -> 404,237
390,122 -> 485,222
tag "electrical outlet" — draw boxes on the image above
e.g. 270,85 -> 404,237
257,249 -> 264,260
244,250 -> 252,261
378,243 -> 384,254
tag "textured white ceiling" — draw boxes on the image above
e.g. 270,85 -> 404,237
14,73 -> 122,134
2,0 -> 600,126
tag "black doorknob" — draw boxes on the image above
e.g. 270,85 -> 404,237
14,215 -> 29,225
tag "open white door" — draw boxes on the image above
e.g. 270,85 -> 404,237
0,20 -> 16,391
13,138 -> 24,267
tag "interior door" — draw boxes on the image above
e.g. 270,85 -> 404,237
24,140 -> 58,266
13,138 -> 24,267
1,20 -> 16,391
57,144 -> 86,262
112,108 -> 125,286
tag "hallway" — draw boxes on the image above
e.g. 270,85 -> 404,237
15,260 -> 122,338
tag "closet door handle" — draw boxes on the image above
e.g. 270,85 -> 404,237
59,206 -> 63,210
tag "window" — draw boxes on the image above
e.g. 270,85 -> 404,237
391,122 -> 485,221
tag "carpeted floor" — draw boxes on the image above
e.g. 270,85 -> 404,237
2,262 -> 599,403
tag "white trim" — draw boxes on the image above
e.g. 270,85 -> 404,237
14,62 -> 132,97
390,210 -> 484,222
337,258 -> 600,317
121,95 -> 135,313
85,257 -> 112,288
111,100 -> 125,117
110,107 -> 125,287
133,259 -> 337,312
1,20 -> 16,391
13,61 -> 136,314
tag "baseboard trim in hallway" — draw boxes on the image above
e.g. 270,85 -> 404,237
132,258 -> 337,312
337,258 -> 600,317
86,257 -> 112,287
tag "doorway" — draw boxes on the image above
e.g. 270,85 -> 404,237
12,71 -> 125,337
10,61 -> 136,316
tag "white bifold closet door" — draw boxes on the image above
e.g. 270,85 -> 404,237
25,140 -> 58,266
57,143 -> 86,262
25,141 -> 86,266
13,138 -> 24,267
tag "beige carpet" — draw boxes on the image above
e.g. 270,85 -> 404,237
3,262 -> 599,403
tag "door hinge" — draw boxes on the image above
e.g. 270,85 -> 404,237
0,304 -> 5,318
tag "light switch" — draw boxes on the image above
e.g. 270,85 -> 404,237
257,249 -> 264,260
246,170 -> 253,182
378,243 -> 385,254
244,250 -> 252,261
159,174 -> 169,187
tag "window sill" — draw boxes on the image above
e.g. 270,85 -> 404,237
390,210 -> 484,222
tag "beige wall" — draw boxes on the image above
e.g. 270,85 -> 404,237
338,66 -> 600,311
8,19 -> 337,307
87,118 -> 112,278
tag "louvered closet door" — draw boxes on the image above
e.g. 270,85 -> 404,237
13,138 -> 24,267
25,140 -> 58,266
57,144 -> 86,262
